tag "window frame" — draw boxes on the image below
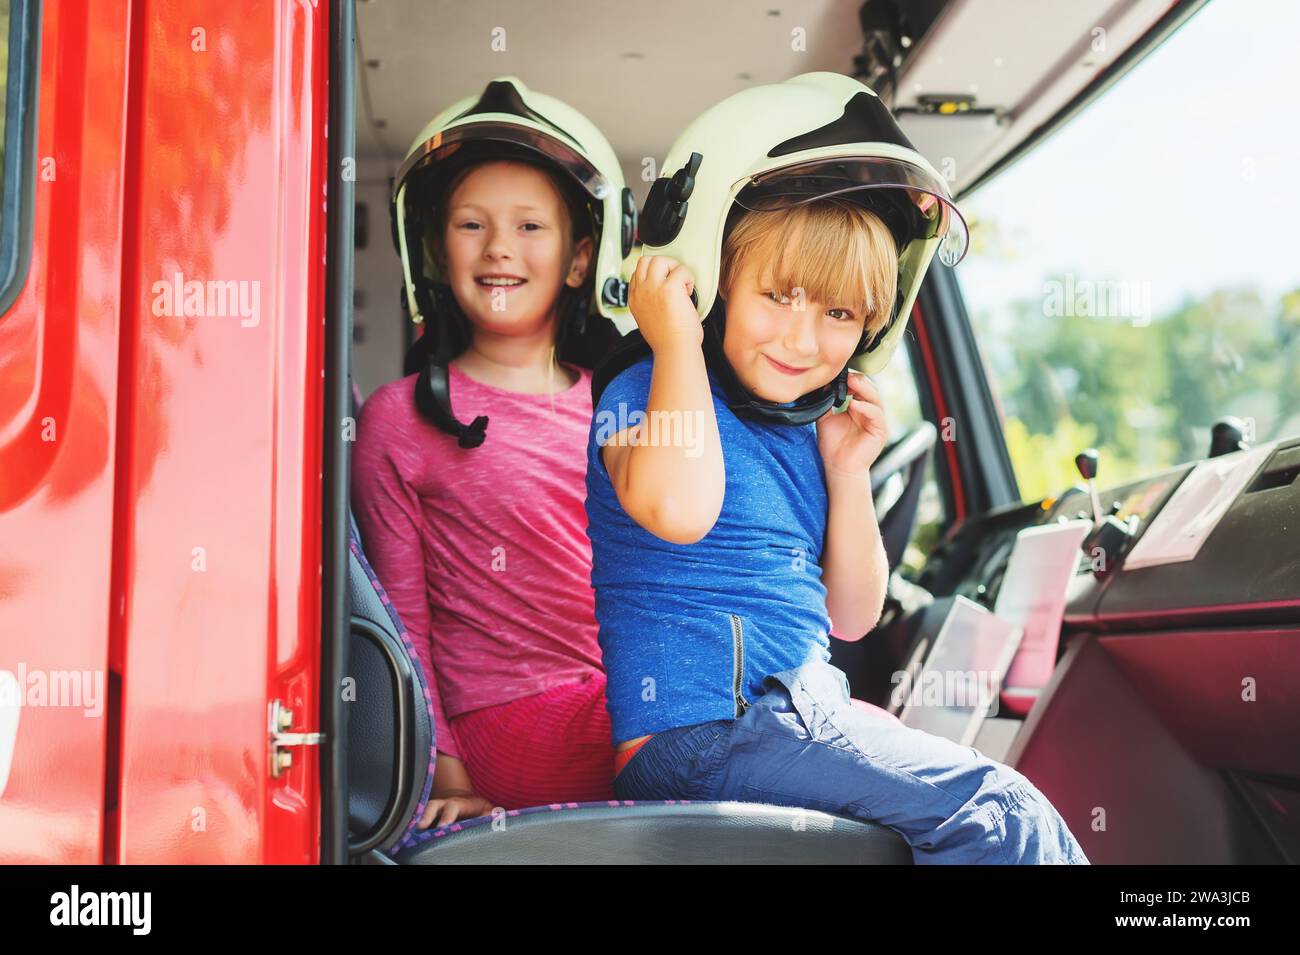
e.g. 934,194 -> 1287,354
911,265 -> 1021,522
0,0 -> 40,319
323,0 -> 357,865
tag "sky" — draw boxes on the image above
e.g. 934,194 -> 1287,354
955,0 -> 1300,323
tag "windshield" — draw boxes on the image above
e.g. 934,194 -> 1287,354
956,0 -> 1300,502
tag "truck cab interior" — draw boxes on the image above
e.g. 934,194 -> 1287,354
339,0 -> 1300,864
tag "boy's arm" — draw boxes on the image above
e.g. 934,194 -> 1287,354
602,257 -> 724,545
602,342 -> 723,544
821,471 -> 889,641
817,372 -> 892,640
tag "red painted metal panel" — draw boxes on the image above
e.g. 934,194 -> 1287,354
0,0 -> 131,865
1099,627 -> 1300,778
110,0 -> 327,864
909,301 -> 967,521
0,0 -> 328,864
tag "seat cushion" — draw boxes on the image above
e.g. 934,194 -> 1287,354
392,799 -> 913,864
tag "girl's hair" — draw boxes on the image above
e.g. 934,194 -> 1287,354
718,198 -> 898,343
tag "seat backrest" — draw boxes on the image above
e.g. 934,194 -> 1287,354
346,518 -> 436,859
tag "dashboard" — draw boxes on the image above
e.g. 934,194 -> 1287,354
917,437 -> 1300,631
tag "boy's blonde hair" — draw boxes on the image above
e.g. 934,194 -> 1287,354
719,198 -> 898,343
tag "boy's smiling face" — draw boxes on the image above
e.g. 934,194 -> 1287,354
719,252 -> 868,404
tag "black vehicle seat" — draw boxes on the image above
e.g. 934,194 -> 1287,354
346,515 -> 913,864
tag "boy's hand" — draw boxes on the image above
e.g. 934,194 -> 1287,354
627,254 -> 702,353
816,371 -> 889,480
418,789 -> 497,830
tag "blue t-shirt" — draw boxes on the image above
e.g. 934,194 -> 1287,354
584,355 -> 833,745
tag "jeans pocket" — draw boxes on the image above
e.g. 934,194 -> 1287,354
765,660 -> 852,742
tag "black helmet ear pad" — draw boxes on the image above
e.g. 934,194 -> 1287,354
402,284 -> 463,376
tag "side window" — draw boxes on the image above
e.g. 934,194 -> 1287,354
0,0 -> 40,317
955,1 -> 1300,502
870,337 -> 946,576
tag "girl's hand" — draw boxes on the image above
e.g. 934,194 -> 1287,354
627,254 -> 702,353
418,789 -> 497,829
816,371 -> 890,480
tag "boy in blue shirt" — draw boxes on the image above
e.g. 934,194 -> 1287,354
584,73 -> 1088,864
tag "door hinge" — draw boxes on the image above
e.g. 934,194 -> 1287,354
268,699 -> 325,778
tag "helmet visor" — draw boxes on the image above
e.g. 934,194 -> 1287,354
732,156 -> 968,266
395,121 -> 611,203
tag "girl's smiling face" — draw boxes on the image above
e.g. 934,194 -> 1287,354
720,252 -> 868,405
440,160 -> 593,336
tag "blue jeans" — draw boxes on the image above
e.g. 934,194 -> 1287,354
613,658 -> 1089,864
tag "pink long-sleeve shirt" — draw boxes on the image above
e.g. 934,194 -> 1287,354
350,361 -> 603,760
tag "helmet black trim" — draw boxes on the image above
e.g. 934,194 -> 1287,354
447,80 -> 587,154
767,91 -> 913,158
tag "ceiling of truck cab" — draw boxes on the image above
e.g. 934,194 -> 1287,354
355,0 -> 1184,200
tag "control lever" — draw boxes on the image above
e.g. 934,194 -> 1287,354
1209,416 -> 1250,458
1073,448 -> 1103,525
1073,447 -> 1140,578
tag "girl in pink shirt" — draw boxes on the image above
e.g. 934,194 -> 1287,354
351,78 -> 633,828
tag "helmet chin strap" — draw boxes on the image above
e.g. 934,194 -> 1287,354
414,284 -> 489,449
417,361 -> 489,449
413,283 -> 591,449
700,308 -> 849,426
